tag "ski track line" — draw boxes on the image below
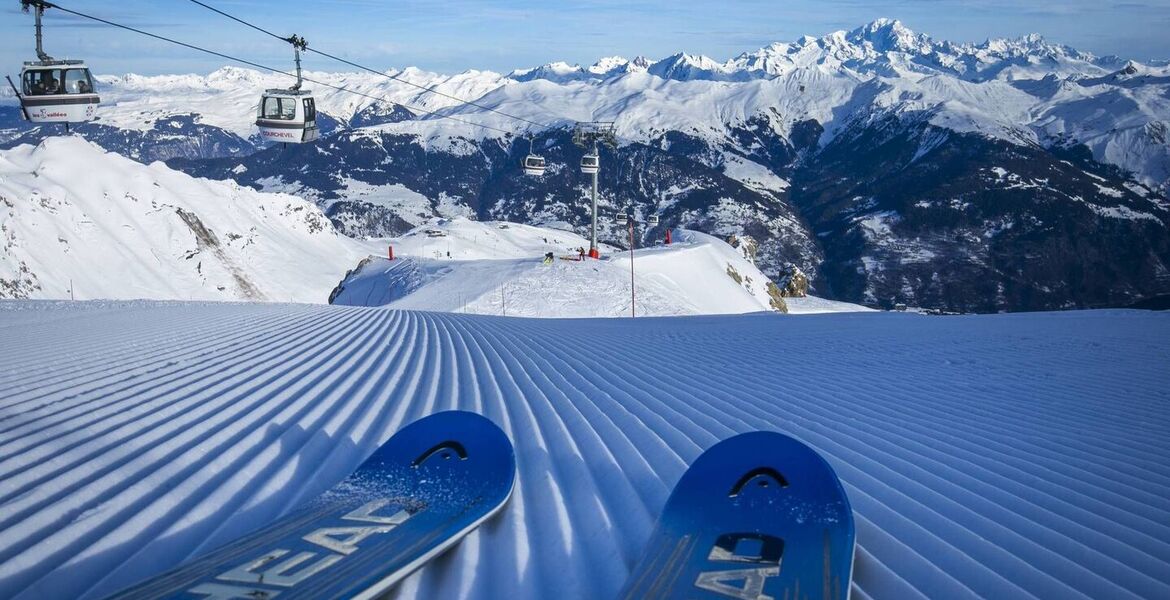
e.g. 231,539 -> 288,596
0,308 -> 387,594
0,307 -> 345,452
694,335 -> 1169,597
0,306 -> 381,563
0,305 -> 300,417
483,319 -> 673,558
426,315 -> 533,597
89,310 -> 412,595
474,320 -> 641,597
0,306 -> 362,502
0,304 -> 1167,600
594,334 -> 1062,596
466,318 -> 601,596
0,302 -> 215,368
12,308 -> 396,599
454,315 -> 569,597
0,306 -> 201,385
750,370 -> 1170,545
178,309 -> 411,551
0,303 -> 301,387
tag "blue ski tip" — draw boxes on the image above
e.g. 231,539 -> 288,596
105,410 -> 515,600
620,431 -> 855,600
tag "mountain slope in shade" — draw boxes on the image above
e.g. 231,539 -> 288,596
0,137 -> 373,302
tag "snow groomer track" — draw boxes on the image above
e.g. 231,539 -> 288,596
1,301 -> 1168,599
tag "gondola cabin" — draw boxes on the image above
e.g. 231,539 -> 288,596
256,89 -> 319,144
581,153 -> 600,174
18,60 -> 98,123
523,154 -> 546,176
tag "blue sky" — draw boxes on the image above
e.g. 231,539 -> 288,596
2,0 -> 1168,76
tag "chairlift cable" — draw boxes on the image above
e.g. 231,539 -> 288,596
186,0 -> 553,130
41,2 -> 513,135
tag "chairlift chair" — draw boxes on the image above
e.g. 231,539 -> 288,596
12,1 -> 98,124
18,61 -> 99,123
522,154 -> 546,176
256,34 -> 319,144
256,89 -> 319,144
521,135 -> 546,176
581,153 -> 600,174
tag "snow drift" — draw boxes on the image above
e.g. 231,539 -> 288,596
0,137 -> 372,302
0,302 -> 1167,599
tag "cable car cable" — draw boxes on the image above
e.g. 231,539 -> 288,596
39,2 -> 513,135
185,0 -> 553,130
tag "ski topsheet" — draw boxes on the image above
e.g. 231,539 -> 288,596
620,431 -> 855,600
107,411 -> 515,600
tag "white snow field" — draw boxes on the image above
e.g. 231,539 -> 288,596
0,302 -> 1168,599
334,222 -> 808,317
0,138 -> 373,303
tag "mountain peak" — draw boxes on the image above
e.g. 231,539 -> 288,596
847,18 -> 930,53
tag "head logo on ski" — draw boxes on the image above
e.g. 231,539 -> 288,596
619,431 -> 855,600
105,411 -> 515,600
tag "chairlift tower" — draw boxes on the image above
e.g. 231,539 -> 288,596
573,121 -> 616,258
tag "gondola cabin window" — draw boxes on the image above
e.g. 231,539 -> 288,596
263,96 -> 297,120
64,69 -> 94,94
22,68 -> 95,96
23,69 -> 54,95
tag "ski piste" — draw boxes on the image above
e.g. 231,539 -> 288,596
619,431 -> 855,600
106,410 -> 516,600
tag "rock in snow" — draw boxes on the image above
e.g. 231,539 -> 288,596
0,137 -> 373,303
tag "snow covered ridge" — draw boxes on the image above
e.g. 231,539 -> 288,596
3,19 -> 1166,188
328,220 -> 837,317
513,18 -> 1123,83
0,302 -> 1167,598
0,137 -> 374,302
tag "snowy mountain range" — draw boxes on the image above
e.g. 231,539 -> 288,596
3,19 -> 1169,311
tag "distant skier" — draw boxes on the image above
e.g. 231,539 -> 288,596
578,247 -> 585,261
543,252 -> 554,265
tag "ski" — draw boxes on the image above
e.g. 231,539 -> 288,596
107,410 -> 515,600
619,431 -> 855,600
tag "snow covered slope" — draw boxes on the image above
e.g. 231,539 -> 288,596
331,221 -> 801,317
5,20 -> 1168,312
0,137 -> 373,302
0,302 -> 1167,599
